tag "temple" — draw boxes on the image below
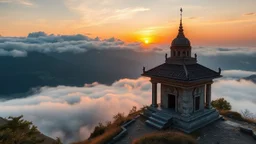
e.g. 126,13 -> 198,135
142,8 -> 222,133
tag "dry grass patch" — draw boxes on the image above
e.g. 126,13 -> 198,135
220,110 -> 256,124
132,132 -> 197,144
75,127 -> 122,144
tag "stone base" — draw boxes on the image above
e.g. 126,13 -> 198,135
172,109 -> 220,133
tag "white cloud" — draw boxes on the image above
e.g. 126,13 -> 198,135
212,79 -> 256,113
17,0 -> 33,6
0,0 -> 33,6
0,49 -> 27,57
65,0 -> 150,27
222,70 -> 256,78
193,47 -> 256,56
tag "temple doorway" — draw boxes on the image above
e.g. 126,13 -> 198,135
195,96 -> 200,111
168,94 -> 176,109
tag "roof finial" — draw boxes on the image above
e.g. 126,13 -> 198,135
180,7 -> 183,21
180,8 -> 183,28
178,8 -> 185,38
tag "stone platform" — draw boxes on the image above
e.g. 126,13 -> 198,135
143,105 -> 220,133
116,117 -> 256,144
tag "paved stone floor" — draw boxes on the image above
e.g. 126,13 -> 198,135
116,117 -> 256,144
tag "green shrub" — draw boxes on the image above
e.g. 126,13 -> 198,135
0,115 -> 44,144
211,98 -> 231,110
132,132 -> 197,144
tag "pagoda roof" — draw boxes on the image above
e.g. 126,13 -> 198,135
142,63 -> 221,82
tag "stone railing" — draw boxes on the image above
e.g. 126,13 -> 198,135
107,115 -> 140,144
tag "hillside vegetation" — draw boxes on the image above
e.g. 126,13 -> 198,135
0,115 -> 61,144
74,106 -> 143,144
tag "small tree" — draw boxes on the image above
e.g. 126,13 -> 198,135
0,115 -> 44,144
129,106 -> 137,115
54,137 -> 63,144
211,98 -> 231,110
89,122 -> 107,139
113,113 -> 125,126
241,109 -> 256,120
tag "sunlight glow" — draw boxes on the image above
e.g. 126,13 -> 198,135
144,39 -> 149,44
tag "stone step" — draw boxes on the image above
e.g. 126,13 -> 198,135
147,106 -> 157,112
158,112 -> 172,119
152,113 -> 172,122
145,120 -> 163,129
149,116 -> 166,126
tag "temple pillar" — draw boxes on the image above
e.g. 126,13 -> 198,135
151,81 -> 157,107
206,84 -> 212,109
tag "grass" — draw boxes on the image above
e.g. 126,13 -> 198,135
219,110 -> 256,124
132,132 -> 197,144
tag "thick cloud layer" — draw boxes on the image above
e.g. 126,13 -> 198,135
0,32 -> 142,57
1,32 -> 256,57
212,79 -> 256,113
0,77 -> 151,143
193,47 -> 256,56
0,76 -> 255,143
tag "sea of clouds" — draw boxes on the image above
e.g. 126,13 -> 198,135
0,70 -> 255,143
0,77 -> 152,143
0,31 -> 142,57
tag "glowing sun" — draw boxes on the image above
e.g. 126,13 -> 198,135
144,39 -> 149,44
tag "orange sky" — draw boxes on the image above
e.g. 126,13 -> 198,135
0,0 -> 256,47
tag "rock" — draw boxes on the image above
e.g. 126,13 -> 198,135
239,126 -> 253,135
221,117 -> 226,121
253,131 -> 256,140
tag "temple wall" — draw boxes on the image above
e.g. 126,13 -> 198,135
183,88 -> 193,115
201,85 -> 206,110
177,88 -> 183,113
198,85 -> 206,111
160,83 -> 208,116
160,84 -> 168,108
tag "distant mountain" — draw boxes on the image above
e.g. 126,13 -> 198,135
1,48 -> 256,97
0,50 -> 163,96
197,55 -> 256,72
0,52 -> 85,96
243,75 -> 256,83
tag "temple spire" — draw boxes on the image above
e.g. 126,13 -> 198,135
178,8 -> 185,38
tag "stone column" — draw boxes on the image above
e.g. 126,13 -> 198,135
151,81 -> 157,107
206,84 -> 212,109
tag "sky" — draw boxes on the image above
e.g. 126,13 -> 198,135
0,0 -> 256,47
